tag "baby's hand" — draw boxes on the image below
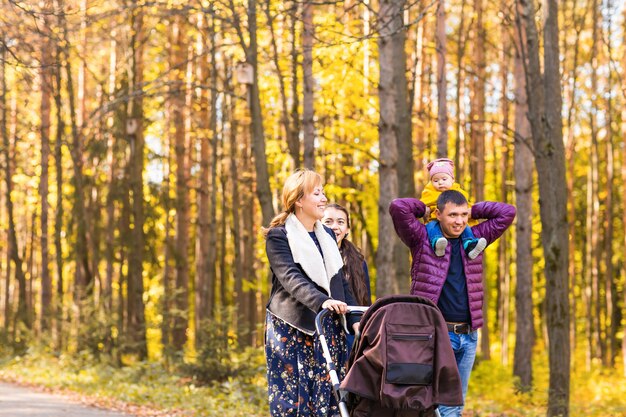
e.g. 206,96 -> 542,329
423,207 -> 431,219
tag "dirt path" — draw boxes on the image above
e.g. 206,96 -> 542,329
0,382 -> 134,417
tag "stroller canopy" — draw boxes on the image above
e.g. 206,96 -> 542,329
340,295 -> 463,415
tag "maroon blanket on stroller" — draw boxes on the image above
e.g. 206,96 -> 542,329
340,295 -> 463,416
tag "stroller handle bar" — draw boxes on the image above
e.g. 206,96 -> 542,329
315,306 -> 368,417
314,305 -> 368,335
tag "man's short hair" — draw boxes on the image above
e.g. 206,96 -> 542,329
437,190 -> 468,211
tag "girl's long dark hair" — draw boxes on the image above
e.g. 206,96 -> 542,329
327,204 -> 371,306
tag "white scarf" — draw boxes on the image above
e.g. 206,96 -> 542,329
285,213 -> 344,295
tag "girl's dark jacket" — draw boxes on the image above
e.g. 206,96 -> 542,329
265,224 -> 359,335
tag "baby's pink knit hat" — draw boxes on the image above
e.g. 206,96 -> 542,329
426,158 -> 454,179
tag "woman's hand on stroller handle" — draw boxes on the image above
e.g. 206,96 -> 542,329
322,299 -> 348,314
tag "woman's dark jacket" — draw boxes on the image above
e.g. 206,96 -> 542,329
266,224 -> 359,335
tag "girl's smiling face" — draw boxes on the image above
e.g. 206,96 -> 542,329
322,207 -> 350,245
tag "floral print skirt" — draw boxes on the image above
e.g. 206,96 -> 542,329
265,311 -> 348,417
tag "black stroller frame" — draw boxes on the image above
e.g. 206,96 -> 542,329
315,306 -> 367,417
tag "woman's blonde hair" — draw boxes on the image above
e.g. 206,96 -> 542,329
263,169 -> 323,237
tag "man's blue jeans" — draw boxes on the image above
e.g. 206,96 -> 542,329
437,331 -> 478,417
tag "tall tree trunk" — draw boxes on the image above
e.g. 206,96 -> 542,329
413,17 -> 428,195
582,141 -> 596,369
602,2 -> 615,368
126,2 -> 147,359
227,68 -> 245,341
231,0 -> 275,228
453,0 -> 467,176
39,1 -> 54,333
171,15 -> 190,351
564,0 -> 584,358
376,0 -> 409,296
302,0 -> 315,169
512,3 -> 534,390
219,174 -> 228,310
621,2 -> 626,376
588,0 -> 603,364
204,14 -> 219,323
470,0 -> 488,359
103,33 -> 118,353
395,12 -> 414,202
161,100 -> 174,354
517,0 -> 570,414
1,44 -> 30,333
53,29 -> 65,350
4,229 -> 11,332
195,13 -> 211,331
57,0 -> 93,316
289,3 -> 301,166
241,128 -> 257,346
497,22 -> 511,365
264,0 -> 299,168
194,10 -> 219,334
77,0 -> 87,130
435,0 -> 448,157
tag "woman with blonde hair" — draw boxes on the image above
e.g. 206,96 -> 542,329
264,169 -> 359,417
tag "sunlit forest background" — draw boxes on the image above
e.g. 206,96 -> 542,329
1,0 -> 626,415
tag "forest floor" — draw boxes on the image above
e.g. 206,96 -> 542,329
1,348 -> 625,417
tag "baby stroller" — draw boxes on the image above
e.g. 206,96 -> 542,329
315,295 -> 463,417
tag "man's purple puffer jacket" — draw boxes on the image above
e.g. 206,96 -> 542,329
389,198 -> 516,330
